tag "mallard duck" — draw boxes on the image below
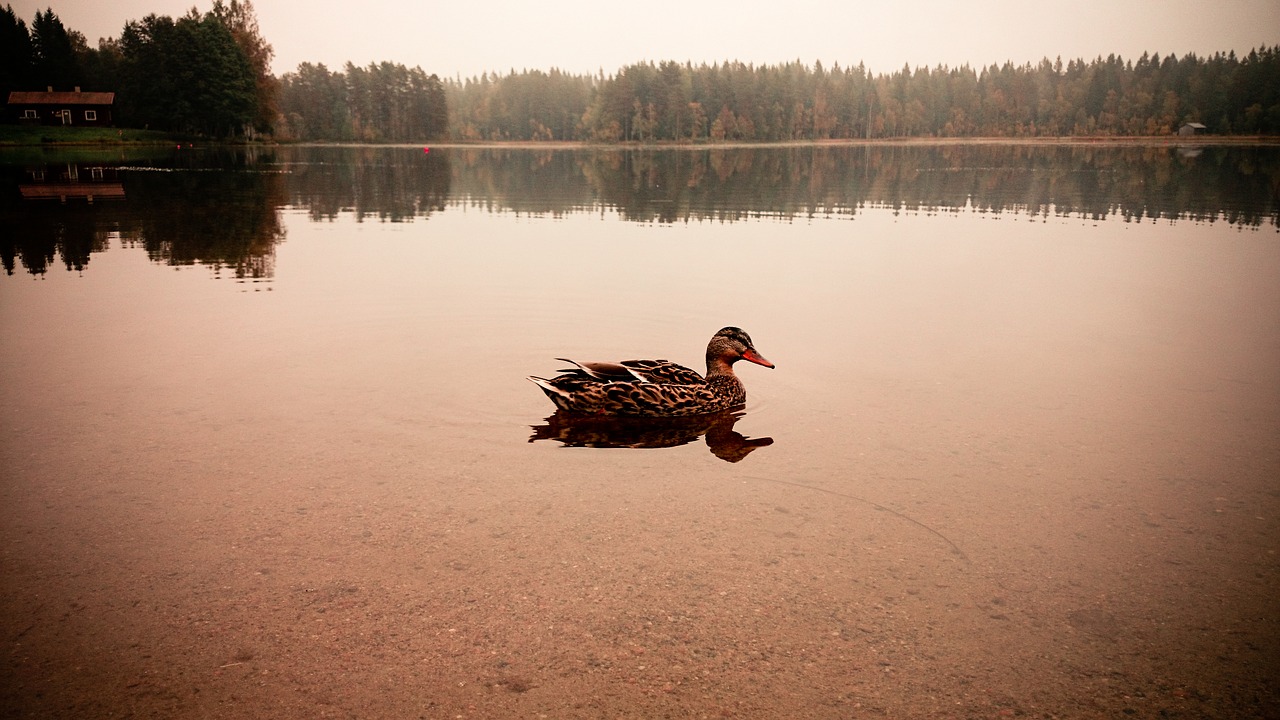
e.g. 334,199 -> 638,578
528,327 -> 774,416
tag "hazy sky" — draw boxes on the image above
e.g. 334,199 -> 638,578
14,0 -> 1280,79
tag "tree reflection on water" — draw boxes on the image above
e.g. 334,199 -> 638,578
3,143 -> 1276,278
3,149 -> 291,278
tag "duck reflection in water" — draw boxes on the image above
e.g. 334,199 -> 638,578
529,410 -> 773,463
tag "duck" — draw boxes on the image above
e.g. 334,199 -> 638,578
528,327 -> 774,416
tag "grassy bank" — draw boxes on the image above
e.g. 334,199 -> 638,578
0,125 -> 193,146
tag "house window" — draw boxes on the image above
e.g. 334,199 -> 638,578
22,109 -> 37,119
90,167 -> 104,180
85,110 -> 97,121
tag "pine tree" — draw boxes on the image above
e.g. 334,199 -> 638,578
30,8 -> 82,90
0,4 -> 34,94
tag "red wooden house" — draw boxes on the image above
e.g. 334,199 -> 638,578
8,88 -> 116,127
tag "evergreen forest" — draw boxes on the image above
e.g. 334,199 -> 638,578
3,2 -> 1279,142
2,1 -> 279,136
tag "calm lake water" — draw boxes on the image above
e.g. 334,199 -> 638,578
2,143 -> 1278,717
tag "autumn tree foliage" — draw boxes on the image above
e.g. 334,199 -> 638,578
209,0 -> 278,135
445,50 -> 1280,142
276,61 -> 448,142
116,11 -> 256,136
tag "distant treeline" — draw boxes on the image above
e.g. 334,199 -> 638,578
447,51 -> 1280,141
276,62 -> 448,142
3,3 -> 1279,141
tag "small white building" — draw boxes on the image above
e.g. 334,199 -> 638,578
1178,122 -> 1208,136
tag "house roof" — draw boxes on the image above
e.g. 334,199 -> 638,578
8,91 -> 116,105
1183,122 -> 1208,129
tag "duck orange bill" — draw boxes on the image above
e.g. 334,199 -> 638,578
742,349 -> 775,368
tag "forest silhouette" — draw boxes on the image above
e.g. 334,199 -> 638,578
440,52 -> 1280,142
3,5 -> 1279,142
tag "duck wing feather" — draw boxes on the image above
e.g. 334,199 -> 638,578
554,358 -> 645,382
620,359 -> 705,385
555,358 -> 704,385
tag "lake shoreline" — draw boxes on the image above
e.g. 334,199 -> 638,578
3,124 -> 1278,149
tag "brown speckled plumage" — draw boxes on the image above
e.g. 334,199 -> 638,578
528,327 -> 774,417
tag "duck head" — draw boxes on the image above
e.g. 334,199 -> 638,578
708,326 -> 774,370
